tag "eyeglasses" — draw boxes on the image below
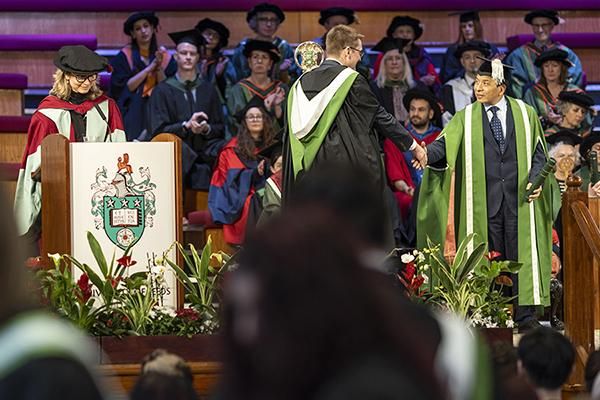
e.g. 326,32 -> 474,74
72,74 -> 98,84
531,23 -> 553,30
347,46 -> 364,57
245,115 -> 263,121
257,17 -> 279,24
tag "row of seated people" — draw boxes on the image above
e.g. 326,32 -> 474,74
13,6 -> 598,251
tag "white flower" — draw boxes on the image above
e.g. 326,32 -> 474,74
421,264 -> 429,271
401,254 -> 415,263
505,319 -> 515,328
417,253 -> 426,263
154,256 -> 164,266
413,249 -> 419,256
422,274 -> 429,284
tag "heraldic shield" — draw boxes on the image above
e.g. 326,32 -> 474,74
103,195 -> 145,250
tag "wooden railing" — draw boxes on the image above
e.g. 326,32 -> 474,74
562,175 -> 600,392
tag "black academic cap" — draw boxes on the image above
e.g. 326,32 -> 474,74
449,10 -> 480,23
534,48 -> 572,68
454,40 -> 491,59
234,95 -> 269,122
558,90 -> 595,109
53,45 -> 109,74
168,29 -> 205,48
386,16 -> 423,40
195,18 -> 230,49
580,132 -> 600,158
259,140 -> 282,162
371,37 -> 411,54
402,88 -> 442,121
477,57 -> 513,84
123,11 -> 159,36
545,128 -> 583,146
318,7 -> 356,25
524,9 -> 560,25
242,39 -> 281,62
247,3 -> 285,23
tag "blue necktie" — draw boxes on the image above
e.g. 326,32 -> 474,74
489,106 -> 505,153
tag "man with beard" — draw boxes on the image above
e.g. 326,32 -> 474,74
383,88 -> 441,219
441,40 -> 491,126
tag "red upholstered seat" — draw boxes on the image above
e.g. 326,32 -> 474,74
0,116 -> 31,133
187,210 -> 220,228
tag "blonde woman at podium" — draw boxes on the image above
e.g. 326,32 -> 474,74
14,45 -> 126,254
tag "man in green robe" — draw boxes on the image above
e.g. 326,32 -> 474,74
282,24 -> 426,248
417,59 -> 555,332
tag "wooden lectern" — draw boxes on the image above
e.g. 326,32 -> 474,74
40,133 -> 184,307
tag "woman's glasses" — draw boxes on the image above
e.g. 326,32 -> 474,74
73,74 -> 98,84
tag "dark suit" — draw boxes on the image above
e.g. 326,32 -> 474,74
427,98 -> 546,322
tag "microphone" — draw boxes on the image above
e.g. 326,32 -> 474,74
523,158 -> 556,202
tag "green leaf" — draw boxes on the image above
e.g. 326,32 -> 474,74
87,231 -> 108,277
456,241 -> 487,283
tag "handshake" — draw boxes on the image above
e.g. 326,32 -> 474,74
410,141 -> 428,170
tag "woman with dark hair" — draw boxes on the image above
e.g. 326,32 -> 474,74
208,96 -> 278,245
226,39 -> 287,135
196,18 -> 236,100
440,11 -> 499,83
110,11 -> 176,140
215,207 -> 446,400
523,49 -> 581,129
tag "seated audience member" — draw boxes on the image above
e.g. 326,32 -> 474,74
15,45 -> 125,250
505,9 -> 583,99
0,194 -> 117,400
131,349 -> 197,400
384,88 -> 441,219
380,16 -> 441,96
111,11 -> 176,141
313,7 -> 356,47
230,3 -> 299,84
586,350 -> 600,394
523,49 -> 582,130
227,39 -> 286,135
370,37 -> 422,124
209,97 -> 278,246
545,90 -> 595,137
442,40 -> 490,126
441,11 -> 499,83
257,146 -> 283,226
196,18 -> 237,139
148,29 -> 225,190
577,132 -> 600,196
216,207 -> 445,400
546,129 -> 581,195
517,327 -> 575,400
490,342 -> 539,399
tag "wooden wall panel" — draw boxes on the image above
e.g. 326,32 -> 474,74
2,11 -> 600,49
0,132 -> 27,163
0,181 -> 16,206
0,52 -> 54,87
0,90 -> 23,115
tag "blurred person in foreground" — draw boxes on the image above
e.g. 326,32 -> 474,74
0,193 -> 118,399
131,349 -> 197,400
517,327 -> 575,400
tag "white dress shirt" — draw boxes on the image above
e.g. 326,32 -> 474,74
484,96 -> 508,139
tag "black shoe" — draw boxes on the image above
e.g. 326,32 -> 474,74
551,316 -> 565,331
518,319 -> 543,333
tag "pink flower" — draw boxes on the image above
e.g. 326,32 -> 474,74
176,308 -> 200,321
485,251 -> 502,261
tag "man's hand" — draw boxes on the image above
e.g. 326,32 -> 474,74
215,56 -> 229,77
186,112 -> 210,135
279,58 -> 292,71
411,141 -> 427,170
420,74 -> 436,87
526,182 -> 542,202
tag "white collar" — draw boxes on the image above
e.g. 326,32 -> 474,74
485,96 -> 507,113
325,58 -> 343,65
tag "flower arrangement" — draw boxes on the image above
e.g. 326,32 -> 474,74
33,232 -> 231,337
394,234 -> 520,328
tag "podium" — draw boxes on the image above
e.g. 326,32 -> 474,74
40,133 -> 183,307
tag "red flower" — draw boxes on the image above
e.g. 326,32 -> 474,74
176,308 -> 200,321
402,262 -> 416,281
110,276 -> 122,288
76,274 -> 92,303
485,251 -> 502,261
117,255 -> 137,268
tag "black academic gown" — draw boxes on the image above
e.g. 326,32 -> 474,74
282,60 -> 415,248
148,76 -> 226,190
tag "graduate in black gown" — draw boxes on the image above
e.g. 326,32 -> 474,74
148,29 -> 225,190
283,25 -> 426,248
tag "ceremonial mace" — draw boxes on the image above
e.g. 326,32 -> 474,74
293,41 -> 325,73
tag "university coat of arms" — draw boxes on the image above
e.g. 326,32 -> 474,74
91,154 -> 157,249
